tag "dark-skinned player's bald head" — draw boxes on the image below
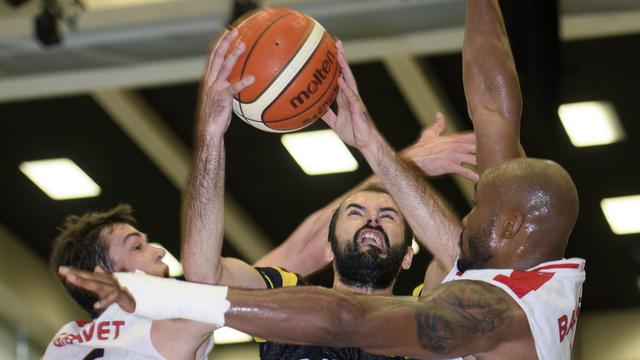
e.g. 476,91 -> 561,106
479,158 -> 578,261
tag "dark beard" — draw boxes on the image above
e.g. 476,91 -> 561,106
457,221 -> 495,273
331,224 -> 406,290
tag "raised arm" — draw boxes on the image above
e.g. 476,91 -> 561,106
322,41 -> 464,274
252,201 -> 336,277
181,28 -> 264,288
463,0 -> 524,173
255,118 -> 477,278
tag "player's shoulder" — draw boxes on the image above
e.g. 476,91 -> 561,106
255,266 -> 302,289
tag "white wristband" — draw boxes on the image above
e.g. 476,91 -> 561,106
113,272 -> 230,327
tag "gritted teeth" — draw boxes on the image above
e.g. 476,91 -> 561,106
358,229 -> 386,250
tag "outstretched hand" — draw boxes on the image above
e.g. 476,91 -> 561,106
321,40 -> 381,151
58,266 -> 136,313
403,112 -> 479,182
197,28 -> 255,137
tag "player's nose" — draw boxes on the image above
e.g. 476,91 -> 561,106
153,246 -> 166,261
366,213 -> 380,226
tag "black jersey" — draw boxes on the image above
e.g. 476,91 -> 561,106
254,267 -> 412,360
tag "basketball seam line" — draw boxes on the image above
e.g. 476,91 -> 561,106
239,15 -> 315,106
261,32 -> 339,125
237,11 -> 295,120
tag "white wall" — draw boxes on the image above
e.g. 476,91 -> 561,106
0,314 -> 43,360
577,309 -> 640,360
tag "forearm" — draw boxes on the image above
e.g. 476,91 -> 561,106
360,133 -> 461,269
464,0 -> 523,171
253,207 -> 331,276
226,286 -> 441,359
181,132 -> 226,284
226,286 -> 362,347
252,135 -> 455,276
464,0 -> 521,123
105,272 -> 516,359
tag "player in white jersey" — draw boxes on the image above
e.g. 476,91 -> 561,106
439,258 -> 586,359
55,0 -> 586,359
43,28 -> 256,360
43,203 -> 218,360
44,302 -> 215,360
45,24 -> 480,359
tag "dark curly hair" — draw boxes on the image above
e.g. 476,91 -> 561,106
50,204 -> 137,318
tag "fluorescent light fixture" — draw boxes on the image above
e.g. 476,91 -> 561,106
601,195 -> 640,235
411,238 -> 420,255
213,327 -> 253,345
281,130 -> 358,175
150,243 -> 184,277
558,101 -> 625,147
19,158 -> 101,200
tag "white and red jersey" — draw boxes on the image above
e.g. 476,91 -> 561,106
43,304 -> 214,359
442,258 -> 586,360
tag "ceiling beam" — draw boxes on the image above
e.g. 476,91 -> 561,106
92,89 -> 273,262
0,58 -> 205,103
562,9 -> 640,41
0,0 -> 231,41
0,224 -> 85,347
383,55 -> 475,203
0,0 -> 351,41
1,8 -> 639,104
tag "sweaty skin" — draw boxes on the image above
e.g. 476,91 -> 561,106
57,1 -> 582,359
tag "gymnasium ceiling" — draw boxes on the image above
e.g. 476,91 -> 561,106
1,0 -> 640,335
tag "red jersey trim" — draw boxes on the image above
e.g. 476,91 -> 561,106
530,263 -> 581,272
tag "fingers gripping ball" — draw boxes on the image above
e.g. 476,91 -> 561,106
228,7 -> 340,133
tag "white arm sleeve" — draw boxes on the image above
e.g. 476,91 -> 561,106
114,272 -> 230,327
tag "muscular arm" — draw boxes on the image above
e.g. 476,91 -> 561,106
152,319 -> 215,359
324,43 -> 468,275
421,259 -> 450,295
59,267 -> 529,359
360,133 -> 462,276
463,0 -> 524,172
225,280 -> 528,359
253,202 -> 335,277
256,124 -> 475,277
181,132 -> 265,288
181,29 -> 265,288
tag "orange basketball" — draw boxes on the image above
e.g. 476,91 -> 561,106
228,7 -> 340,133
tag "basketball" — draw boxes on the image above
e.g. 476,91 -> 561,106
228,7 -> 340,133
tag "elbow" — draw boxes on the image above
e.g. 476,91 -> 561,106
183,261 -> 223,285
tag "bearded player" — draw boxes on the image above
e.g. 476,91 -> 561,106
59,1 -> 585,359
180,23 -> 477,360
43,25 -> 477,359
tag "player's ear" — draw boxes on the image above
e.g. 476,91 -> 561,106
325,241 -> 334,262
94,265 -> 107,274
401,245 -> 414,270
498,210 -> 524,239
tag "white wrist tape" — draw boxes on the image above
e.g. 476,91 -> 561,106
113,272 -> 230,327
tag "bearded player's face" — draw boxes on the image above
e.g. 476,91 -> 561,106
330,191 -> 411,289
102,223 -> 169,278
